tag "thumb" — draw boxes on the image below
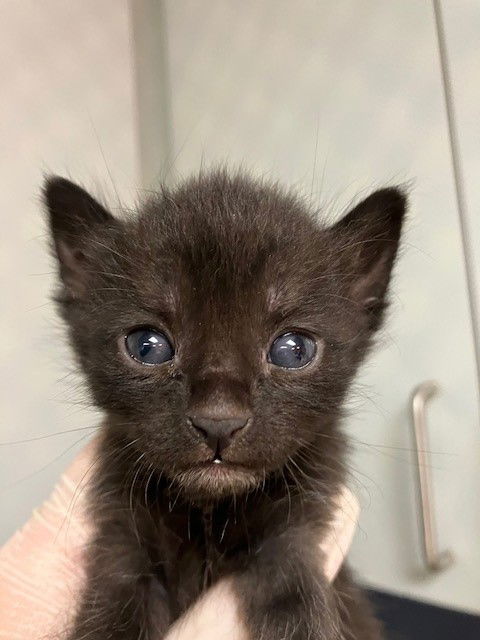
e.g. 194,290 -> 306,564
0,438 -> 97,639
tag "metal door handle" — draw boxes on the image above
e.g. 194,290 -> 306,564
411,381 -> 454,572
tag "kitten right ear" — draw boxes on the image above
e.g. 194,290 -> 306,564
44,177 -> 114,298
330,187 -> 406,329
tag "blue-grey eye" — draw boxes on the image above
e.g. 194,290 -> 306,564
268,332 -> 316,369
125,328 -> 174,365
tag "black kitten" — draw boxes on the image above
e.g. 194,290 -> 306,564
45,170 -> 406,639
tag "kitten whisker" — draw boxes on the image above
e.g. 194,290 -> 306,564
0,425 -> 99,447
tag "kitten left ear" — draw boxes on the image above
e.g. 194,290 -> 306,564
44,176 -> 115,298
331,187 -> 407,324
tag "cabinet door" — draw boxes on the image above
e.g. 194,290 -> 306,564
152,0 -> 480,612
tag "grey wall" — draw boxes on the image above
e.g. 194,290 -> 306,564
0,0 -> 138,542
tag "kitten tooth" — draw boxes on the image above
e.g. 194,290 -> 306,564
213,458 -> 222,465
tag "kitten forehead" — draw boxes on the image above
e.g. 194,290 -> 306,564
135,171 -> 324,300
121,175 -> 344,341
140,171 -> 320,253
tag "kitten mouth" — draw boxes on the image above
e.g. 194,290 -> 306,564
212,449 -> 223,464
202,452 -> 248,470
198,457 -> 236,470
174,462 -> 260,499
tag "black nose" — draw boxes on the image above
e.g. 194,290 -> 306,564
188,413 -> 250,455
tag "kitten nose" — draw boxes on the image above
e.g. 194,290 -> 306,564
188,413 -> 250,455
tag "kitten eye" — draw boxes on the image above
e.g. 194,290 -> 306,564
268,332 -> 317,369
125,328 -> 174,365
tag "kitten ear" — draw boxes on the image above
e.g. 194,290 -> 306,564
331,187 -> 407,326
44,176 -> 114,298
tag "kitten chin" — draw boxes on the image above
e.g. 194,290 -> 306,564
171,461 -> 263,499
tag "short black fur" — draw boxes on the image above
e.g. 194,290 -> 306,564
44,169 -> 406,639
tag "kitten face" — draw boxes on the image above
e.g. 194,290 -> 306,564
45,171 -> 405,499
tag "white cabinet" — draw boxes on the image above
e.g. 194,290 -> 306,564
155,0 -> 480,613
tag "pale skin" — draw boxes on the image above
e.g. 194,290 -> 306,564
0,438 -> 359,640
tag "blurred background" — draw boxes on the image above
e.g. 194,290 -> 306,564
0,1 -> 479,637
